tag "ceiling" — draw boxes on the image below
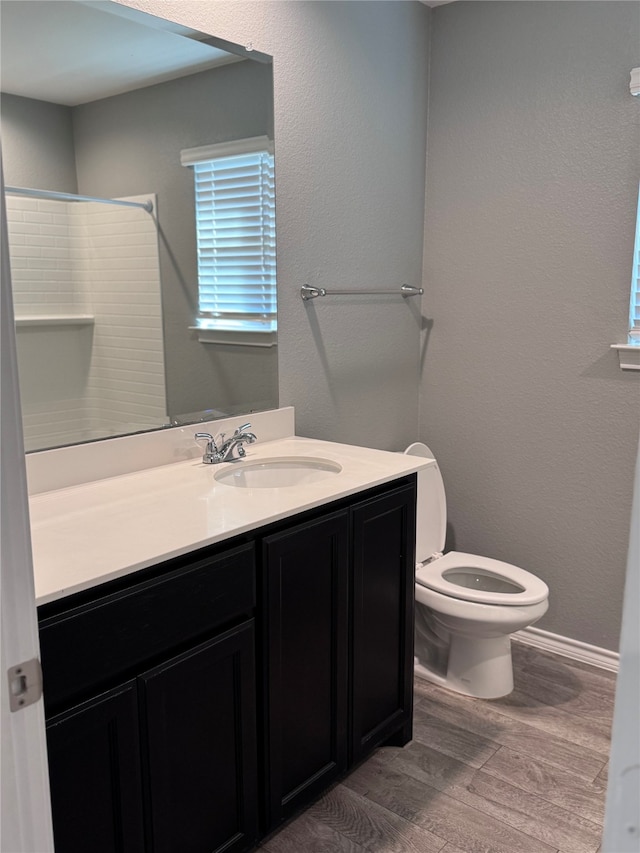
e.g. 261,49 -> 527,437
0,0 -> 239,106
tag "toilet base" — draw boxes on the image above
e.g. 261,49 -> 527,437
415,633 -> 514,699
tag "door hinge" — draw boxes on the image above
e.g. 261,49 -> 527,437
7,658 -> 43,712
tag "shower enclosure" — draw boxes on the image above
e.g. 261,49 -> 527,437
5,187 -> 167,451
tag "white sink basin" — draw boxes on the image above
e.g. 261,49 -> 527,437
214,456 -> 342,489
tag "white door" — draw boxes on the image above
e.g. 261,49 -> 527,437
0,164 -> 54,851
602,435 -> 640,852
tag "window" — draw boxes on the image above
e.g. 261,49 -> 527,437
629,183 -> 640,344
181,136 -> 276,346
612,183 -> 640,369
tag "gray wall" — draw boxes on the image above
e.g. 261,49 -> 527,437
421,1 -> 640,650
1,94 -> 77,192
122,0 -> 431,450
72,60 -> 277,420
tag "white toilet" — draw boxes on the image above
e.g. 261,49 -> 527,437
405,442 -> 549,699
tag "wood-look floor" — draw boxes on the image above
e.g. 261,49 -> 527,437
260,642 -> 615,853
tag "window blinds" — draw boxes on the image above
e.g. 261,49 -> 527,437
185,141 -> 276,333
630,185 -> 640,339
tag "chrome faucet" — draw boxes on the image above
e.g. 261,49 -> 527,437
195,423 -> 257,464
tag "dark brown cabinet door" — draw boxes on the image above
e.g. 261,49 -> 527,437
46,680 -> 145,853
139,621 -> 258,853
262,510 -> 349,829
351,482 -> 416,763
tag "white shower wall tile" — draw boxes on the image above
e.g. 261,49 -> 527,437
80,194 -> 167,439
6,193 -> 167,451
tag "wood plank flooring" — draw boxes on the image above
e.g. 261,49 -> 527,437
260,641 -> 615,853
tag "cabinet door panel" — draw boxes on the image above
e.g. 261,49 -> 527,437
351,481 -> 416,763
46,680 -> 145,853
140,621 -> 258,853
263,510 -> 349,828
40,542 -> 255,715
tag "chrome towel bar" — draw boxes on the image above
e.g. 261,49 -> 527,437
301,284 -> 423,301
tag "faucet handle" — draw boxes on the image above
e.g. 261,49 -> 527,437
234,422 -> 252,435
195,432 -> 220,464
195,432 -> 217,450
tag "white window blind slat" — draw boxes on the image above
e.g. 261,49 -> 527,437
184,140 -> 276,335
630,188 -> 640,335
631,249 -> 640,325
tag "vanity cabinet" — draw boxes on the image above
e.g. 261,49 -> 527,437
38,475 -> 416,853
39,543 -> 258,853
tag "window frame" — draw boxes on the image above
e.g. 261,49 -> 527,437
611,182 -> 640,370
628,183 -> 640,344
181,136 -> 276,348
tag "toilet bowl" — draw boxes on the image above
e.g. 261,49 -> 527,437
405,442 -> 549,699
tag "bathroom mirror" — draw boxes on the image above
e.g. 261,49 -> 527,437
0,0 -> 278,452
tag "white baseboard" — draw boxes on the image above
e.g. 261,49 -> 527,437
514,626 -> 619,673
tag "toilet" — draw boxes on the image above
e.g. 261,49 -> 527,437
405,442 -> 549,699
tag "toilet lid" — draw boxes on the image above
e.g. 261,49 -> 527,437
416,551 -> 549,606
404,442 -> 446,559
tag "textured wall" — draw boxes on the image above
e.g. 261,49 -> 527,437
1,94 -> 78,194
119,0 -> 431,449
421,2 -> 640,650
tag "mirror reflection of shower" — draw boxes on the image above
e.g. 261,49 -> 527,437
5,187 -> 167,451
0,0 -> 278,453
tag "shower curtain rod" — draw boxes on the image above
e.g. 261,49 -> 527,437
5,186 -> 153,213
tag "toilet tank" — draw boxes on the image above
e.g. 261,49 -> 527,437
404,444 -> 447,564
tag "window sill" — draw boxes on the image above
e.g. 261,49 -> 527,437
190,326 -> 277,348
611,343 -> 640,371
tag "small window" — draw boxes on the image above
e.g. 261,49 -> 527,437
629,184 -> 640,344
181,137 -> 276,346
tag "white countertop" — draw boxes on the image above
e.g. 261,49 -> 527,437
30,436 -> 431,606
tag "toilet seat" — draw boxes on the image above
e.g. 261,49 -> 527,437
405,441 -> 548,609
416,551 -> 548,607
